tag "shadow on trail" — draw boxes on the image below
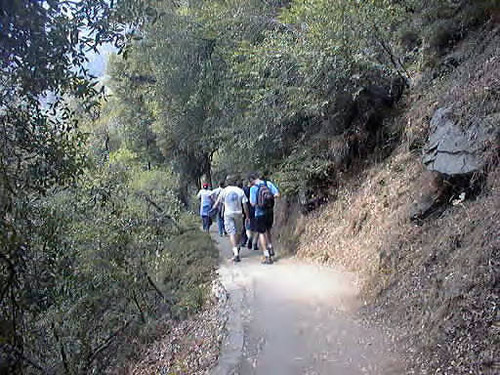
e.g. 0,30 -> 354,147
211,231 -> 404,375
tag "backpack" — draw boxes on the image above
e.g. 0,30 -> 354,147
257,181 -> 275,209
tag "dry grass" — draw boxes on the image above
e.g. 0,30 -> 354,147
112,281 -> 227,375
295,149 -> 421,282
366,165 -> 500,374
290,21 -> 500,374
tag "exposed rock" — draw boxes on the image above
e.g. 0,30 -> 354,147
422,107 -> 492,175
409,171 -> 449,220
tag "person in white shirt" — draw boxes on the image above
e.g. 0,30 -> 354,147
213,175 -> 250,262
196,183 -> 213,232
210,181 -> 226,236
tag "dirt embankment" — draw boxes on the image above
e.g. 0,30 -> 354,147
110,280 -> 228,375
278,21 -> 500,374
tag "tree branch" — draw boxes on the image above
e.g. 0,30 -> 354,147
136,192 -> 182,230
52,323 -> 71,375
0,343 -> 51,375
146,273 -> 164,299
85,320 -> 131,369
132,290 -> 146,323
371,24 -> 411,87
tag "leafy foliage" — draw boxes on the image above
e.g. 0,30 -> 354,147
0,0 -> 216,372
7,149 -> 217,373
1,0 -> 495,372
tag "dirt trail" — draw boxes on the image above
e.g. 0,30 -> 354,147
211,234 -> 404,375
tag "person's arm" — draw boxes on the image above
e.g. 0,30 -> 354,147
249,186 -> 257,207
243,201 -> 250,220
242,195 -> 250,218
210,188 -> 218,201
268,181 -> 280,199
212,190 -> 223,210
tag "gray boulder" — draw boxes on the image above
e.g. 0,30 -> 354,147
422,107 -> 493,175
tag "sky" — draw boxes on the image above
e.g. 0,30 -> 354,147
86,43 -> 117,78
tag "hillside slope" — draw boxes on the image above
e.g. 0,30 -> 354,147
279,19 -> 500,374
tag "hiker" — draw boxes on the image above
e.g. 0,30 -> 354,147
243,180 -> 259,251
196,182 -> 213,232
213,175 -> 250,262
238,178 -> 249,247
233,178 -> 248,247
248,172 -> 280,264
211,181 -> 227,237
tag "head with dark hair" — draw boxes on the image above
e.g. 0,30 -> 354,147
218,180 -> 225,188
261,169 -> 270,180
225,174 -> 239,186
247,172 -> 259,183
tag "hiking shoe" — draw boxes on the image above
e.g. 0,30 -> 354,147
232,255 -> 241,263
261,257 -> 273,265
268,247 -> 275,257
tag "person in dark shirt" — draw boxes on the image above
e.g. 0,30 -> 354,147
243,182 -> 259,251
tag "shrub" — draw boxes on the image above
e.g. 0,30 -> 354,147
9,153 -> 218,373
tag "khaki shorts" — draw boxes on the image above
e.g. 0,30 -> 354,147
224,214 -> 243,235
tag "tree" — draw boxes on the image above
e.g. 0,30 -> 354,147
0,0 -> 150,371
105,53 -> 165,169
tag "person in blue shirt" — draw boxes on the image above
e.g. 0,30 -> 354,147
248,173 -> 280,264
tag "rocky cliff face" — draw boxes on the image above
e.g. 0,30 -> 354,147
423,107 -> 490,175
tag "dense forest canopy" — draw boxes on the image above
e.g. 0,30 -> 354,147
1,0 -> 496,372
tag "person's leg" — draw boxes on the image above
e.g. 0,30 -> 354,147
251,231 -> 259,250
229,233 -> 238,248
221,212 -> 227,235
248,217 -> 258,250
245,229 -> 252,248
258,233 -> 267,251
225,216 -> 241,262
234,215 -> 243,249
256,215 -> 272,264
201,215 -> 209,232
245,230 -> 258,250
240,215 -> 248,246
259,233 -> 272,263
222,211 -> 227,235
265,211 -> 275,256
240,229 -> 247,246
217,213 -> 224,236
265,230 -> 275,256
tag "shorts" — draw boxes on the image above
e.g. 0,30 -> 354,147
248,216 -> 258,232
224,214 -> 243,235
254,211 -> 274,234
